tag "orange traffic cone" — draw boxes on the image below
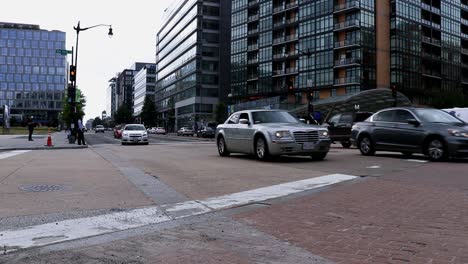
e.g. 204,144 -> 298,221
46,128 -> 54,147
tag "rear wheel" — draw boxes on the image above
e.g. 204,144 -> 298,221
358,136 -> 375,156
426,138 -> 447,161
341,141 -> 352,148
217,136 -> 230,157
311,152 -> 327,161
255,136 -> 270,161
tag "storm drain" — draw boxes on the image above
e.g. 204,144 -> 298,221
19,184 -> 72,192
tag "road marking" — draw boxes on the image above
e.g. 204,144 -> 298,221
0,174 -> 357,252
366,165 -> 381,169
0,150 -> 31,160
405,159 -> 428,163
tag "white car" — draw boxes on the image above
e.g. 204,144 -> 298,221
154,127 -> 166,135
95,125 -> 105,133
121,124 -> 149,145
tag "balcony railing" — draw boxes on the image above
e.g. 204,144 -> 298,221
461,3 -> 468,10
273,20 -> 285,27
462,18 -> 468,26
272,68 -> 298,76
273,5 -> 285,13
247,58 -> 259,64
247,44 -> 259,51
421,3 -> 440,14
334,57 -> 361,67
421,19 -> 441,29
462,33 -> 468,39
247,73 -> 259,80
334,77 -> 361,85
462,62 -> 468,68
285,1 -> 298,9
286,17 -> 298,24
462,48 -> 468,55
248,14 -> 260,22
334,0 -> 359,13
273,35 -> 298,44
422,70 -> 441,77
334,38 -> 361,48
248,28 -> 259,35
334,19 -> 360,31
422,36 -> 441,45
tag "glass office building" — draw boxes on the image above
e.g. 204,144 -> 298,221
0,22 -> 67,123
155,0 -> 231,131
133,64 -> 156,117
231,0 -> 468,111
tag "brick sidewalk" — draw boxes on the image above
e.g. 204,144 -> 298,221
235,162 -> 468,264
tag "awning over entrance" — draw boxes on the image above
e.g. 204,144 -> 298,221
291,88 -> 412,119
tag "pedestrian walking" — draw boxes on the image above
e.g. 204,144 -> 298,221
27,116 -> 36,141
77,119 -> 86,145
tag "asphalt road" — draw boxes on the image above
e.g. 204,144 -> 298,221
1,139 -> 467,263
84,131 -> 215,145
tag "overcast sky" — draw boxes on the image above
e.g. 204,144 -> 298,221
3,0 -> 173,121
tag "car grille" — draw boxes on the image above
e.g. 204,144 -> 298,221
130,134 -> 142,137
293,131 -> 319,144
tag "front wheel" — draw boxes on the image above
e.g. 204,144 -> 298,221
311,152 -> 327,161
217,136 -> 230,157
358,136 -> 375,156
426,138 -> 447,161
255,137 -> 270,161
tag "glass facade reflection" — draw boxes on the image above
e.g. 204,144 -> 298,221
133,64 -> 156,117
231,0 -> 376,109
155,0 -> 231,131
0,22 -> 66,123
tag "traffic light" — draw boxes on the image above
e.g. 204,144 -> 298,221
287,81 -> 294,93
69,65 -> 76,82
391,85 -> 397,99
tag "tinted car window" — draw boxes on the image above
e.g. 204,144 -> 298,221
373,110 -> 394,122
239,113 -> 250,122
340,113 -> 353,124
125,125 -> 145,131
393,110 -> 415,123
414,109 -> 464,124
252,111 -> 299,124
328,114 -> 341,124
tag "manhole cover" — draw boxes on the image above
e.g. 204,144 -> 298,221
19,184 -> 72,192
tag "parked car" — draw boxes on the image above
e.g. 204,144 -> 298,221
177,127 -> 194,136
95,125 -> 105,133
323,112 -> 373,148
351,107 -> 468,161
121,124 -> 149,145
197,126 -> 215,138
114,125 -> 123,139
216,110 -> 331,161
154,127 -> 166,135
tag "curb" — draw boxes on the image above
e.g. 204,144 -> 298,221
0,145 -> 88,151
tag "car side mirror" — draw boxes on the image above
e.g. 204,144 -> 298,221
327,122 -> 335,127
407,119 -> 420,126
239,119 -> 250,125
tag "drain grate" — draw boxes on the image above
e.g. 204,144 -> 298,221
19,184 -> 72,192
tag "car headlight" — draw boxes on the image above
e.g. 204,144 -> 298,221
319,130 -> 329,138
143,132 -> 148,136
273,131 -> 292,140
449,129 -> 468,138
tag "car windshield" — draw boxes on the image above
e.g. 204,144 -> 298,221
414,109 -> 465,124
125,125 -> 145,131
96,125 -> 104,128
251,111 -> 299,124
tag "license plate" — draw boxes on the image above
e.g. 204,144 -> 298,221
302,142 -> 315,150
133,138 -> 138,142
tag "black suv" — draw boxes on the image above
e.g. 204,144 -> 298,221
324,112 -> 373,148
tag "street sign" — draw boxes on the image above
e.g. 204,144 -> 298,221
56,49 -> 72,55
75,89 -> 81,103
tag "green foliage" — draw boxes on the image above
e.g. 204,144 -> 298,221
114,105 -> 133,124
92,117 -> 103,127
140,96 -> 157,127
61,90 -> 86,127
214,102 -> 228,124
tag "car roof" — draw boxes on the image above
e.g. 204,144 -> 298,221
233,109 -> 286,114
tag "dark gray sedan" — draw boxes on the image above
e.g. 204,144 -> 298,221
216,110 -> 331,161
351,107 -> 468,161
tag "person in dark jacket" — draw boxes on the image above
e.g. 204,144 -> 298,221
27,116 -> 36,141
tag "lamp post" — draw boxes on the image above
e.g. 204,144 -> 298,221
69,21 -> 113,140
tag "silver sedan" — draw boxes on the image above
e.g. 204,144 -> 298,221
216,110 -> 331,160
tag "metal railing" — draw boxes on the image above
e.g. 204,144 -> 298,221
335,38 -> 361,48
335,57 -> 361,66
334,0 -> 359,12
334,77 -> 361,85
334,19 -> 360,30
247,44 -> 259,51
248,14 -> 259,22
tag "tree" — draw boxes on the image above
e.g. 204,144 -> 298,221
140,96 -> 157,127
114,105 -> 133,124
92,117 -> 103,128
61,90 -> 86,128
214,102 -> 228,124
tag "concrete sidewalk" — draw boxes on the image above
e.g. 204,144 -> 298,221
0,131 -> 88,151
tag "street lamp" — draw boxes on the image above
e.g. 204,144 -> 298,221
69,21 -> 113,140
